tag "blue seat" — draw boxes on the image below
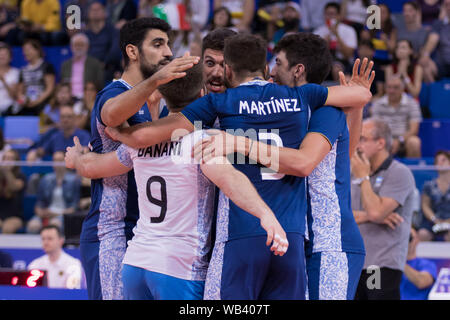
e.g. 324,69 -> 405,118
428,78 -> 450,119
3,116 -> 40,150
419,119 -> 450,157
413,170 -> 438,192
11,46 -> 72,80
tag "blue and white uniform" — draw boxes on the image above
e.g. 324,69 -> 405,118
305,106 -> 365,300
180,80 -> 329,300
80,79 -> 168,300
116,131 -> 216,300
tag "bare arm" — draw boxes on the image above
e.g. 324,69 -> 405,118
404,65 -> 422,98
403,264 -> 434,290
65,137 -> 130,179
106,113 -> 194,149
346,108 -> 363,156
359,179 -> 400,223
194,130 -> 331,177
200,157 -> 288,255
421,193 -> 438,223
404,120 -> 420,139
421,32 -> 440,59
0,168 -> 24,193
101,54 -> 200,127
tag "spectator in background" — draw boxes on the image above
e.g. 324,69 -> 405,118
26,105 -> 90,162
40,82 -> 75,134
0,127 -> 11,160
85,1 -> 122,83
0,42 -> 19,116
300,0 -> 331,32
0,1 -> 19,43
27,152 -> 81,233
15,39 -> 56,116
269,2 -> 303,45
9,0 -> 66,45
201,27 -> 237,95
341,0 -> 375,36
371,75 -> 422,158
358,40 -> 385,100
419,0 -> 450,83
385,39 -> 423,98
28,225 -> 84,288
314,2 -> 358,73
60,33 -> 105,99
0,149 -> 25,234
395,1 -> 430,55
360,3 -> 397,65
401,227 -> 437,300
418,150 -> 450,242
352,119 -> 416,300
213,0 -> 254,32
73,81 -> 98,132
106,0 -> 137,30
208,6 -> 235,32
417,0 -> 444,26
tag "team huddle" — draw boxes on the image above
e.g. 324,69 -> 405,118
65,17 -> 375,300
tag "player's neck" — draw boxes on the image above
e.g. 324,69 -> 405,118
121,66 -> 143,87
294,79 -> 308,87
238,74 -> 266,85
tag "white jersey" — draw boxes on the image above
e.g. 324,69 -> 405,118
116,131 -> 216,281
28,251 -> 84,289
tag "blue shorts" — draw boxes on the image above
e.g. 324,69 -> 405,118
80,241 -> 102,300
80,236 -> 127,300
204,233 -> 306,300
306,251 -> 365,300
122,264 -> 205,300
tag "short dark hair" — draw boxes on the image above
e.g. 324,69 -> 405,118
201,28 -> 237,56
23,38 -> 44,57
403,1 -> 420,11
120,17 -> 171,68
158,62 -> 204,110
223,33 -> 267,77
40,225 -> 63,238
325,2 -> 341,13
274,32 -> 332,84
435,150 -> 450,163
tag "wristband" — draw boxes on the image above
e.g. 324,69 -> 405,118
352,175 -> 370,186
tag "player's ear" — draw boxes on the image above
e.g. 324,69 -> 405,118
126,44 -> 139,63
263,64 -> 270,80
293,63 -> 305,81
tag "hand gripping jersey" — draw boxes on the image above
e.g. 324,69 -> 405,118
181,80 -> 328,241
116,131 -> 216,281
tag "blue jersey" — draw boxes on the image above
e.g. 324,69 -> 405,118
305,106 -> 365,255
81,79 -> 168,243
181,80 -> 328,241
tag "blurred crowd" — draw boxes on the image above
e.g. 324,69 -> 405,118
0,0 -> 448,245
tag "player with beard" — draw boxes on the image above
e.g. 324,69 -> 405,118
105,34 -> 372,300
201,28 -> 237,94
80,17 -> 200,300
